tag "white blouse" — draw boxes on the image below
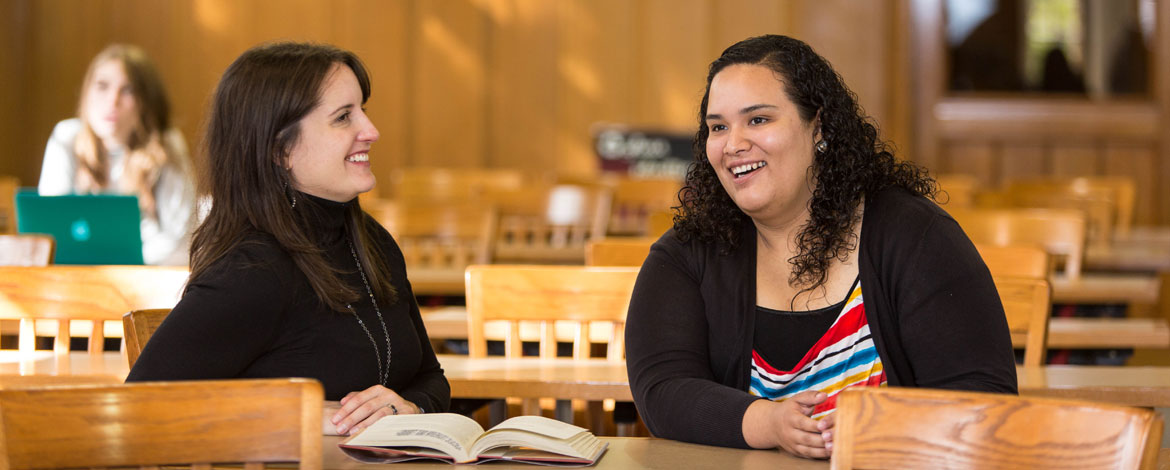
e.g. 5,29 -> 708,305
38,118 -> 195,266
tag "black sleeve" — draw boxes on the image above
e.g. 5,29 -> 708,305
893,211 -> 1019,393
373,221 -> 451,413
625,238 -> 758,449
126,252 -> 291,381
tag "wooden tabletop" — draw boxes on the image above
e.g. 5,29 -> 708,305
9,352 -> 1170,409
1085,228 -> 1170,273
426,308 -> 1170,350
321,437 -> 1170,469
322,436 -> 825,469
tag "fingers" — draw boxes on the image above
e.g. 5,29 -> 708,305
791,390 -> 828,407
332,385 -> 404,435
786,443 -> 831,460
818,412 -> 836,449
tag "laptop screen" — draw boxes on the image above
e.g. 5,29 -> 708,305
15,192 -> 144,265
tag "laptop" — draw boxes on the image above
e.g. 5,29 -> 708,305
15,191 -> 145,265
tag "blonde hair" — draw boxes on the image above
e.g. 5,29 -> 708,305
74,44 -> 178,219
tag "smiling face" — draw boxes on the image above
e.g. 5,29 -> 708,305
82,59 -> 140,149
704,63 -> 819,226
286,63 -> 380,203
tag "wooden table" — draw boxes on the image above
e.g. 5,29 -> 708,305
1085,227 -> 1170,273
322,435 -> 825,469
11,351 -> 1170,409
426,308 -> 1170,350
322,437 -> 1170,469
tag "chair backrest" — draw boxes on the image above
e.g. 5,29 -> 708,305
0,175 -> 17,234
122,308 -> 171,368
489,184 -> 612,264
0,234 -> 54,266
371,200 -> 497,295
948,208 -> 1086,280
585,237 -> 656,267
607,178 -> 681,236
935,173 -> 979,208
464,264 -> 639,360
0,378 -> 323,469
390,167 -> 530,202
994,276 -> 1051,367
1006,177 -> 1136,245
831,387 -> 1162,470
0,265 -> 188,357
975,244 -> 1050,279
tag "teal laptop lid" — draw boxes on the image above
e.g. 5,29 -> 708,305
15,192 -> 144,265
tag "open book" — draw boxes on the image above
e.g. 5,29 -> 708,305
339,413 -> 608,466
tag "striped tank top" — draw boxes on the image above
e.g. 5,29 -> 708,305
748,279 -> 886,418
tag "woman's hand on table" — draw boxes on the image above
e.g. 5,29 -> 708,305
330,385 -> 421,436
744,390 -> 831,459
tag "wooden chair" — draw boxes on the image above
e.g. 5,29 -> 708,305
371,200 -> 497,296
995,276 -> 1052,367
647,209 -> 675,236
0,233 -> 55,266
489,184 -> 612,264
0,378 -> 323,469
831,386 -> 1162,470
585,237 -> 656,267
947,208 -> 1086,280
607,178 -> 681,236
390,167 -> 530,202
122,308 -> 171,368
0,265 -> 188,357
935,173 -> 979,208
464,264 -> 639,427
1005,177 -> 1136,245
976,243 -> 1050,279
0,175 -> 17,234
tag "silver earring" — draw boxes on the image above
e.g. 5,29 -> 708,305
815,140 -> 828,154
283,181 -> 297,208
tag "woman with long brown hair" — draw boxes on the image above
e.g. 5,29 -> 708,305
126,42 -> 450,436
38,44 -> 194,265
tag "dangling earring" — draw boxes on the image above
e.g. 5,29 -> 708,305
815,140 -> 828,155
283,180 -> 297,208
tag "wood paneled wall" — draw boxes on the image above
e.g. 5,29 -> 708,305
0,0 -> 897,193
909,0 -> 1170,226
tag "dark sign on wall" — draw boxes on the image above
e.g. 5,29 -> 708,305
594,126 -> 693,179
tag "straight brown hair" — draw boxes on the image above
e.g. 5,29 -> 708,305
192,41 -> 394,311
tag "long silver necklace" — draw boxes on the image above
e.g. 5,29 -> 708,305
346,240 -> 392,387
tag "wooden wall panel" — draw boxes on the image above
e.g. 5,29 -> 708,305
999,143 -> 1046,182
488,0 -> 558,171
1103,144 -> 1158,225
944,141 -> 997,187
555,0 -> 636,179
1050,144 -> 1101,176
3,0 -> 898,197
0,0 -> 31,184
633,0 -> 710,131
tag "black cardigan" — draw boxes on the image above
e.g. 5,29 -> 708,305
625,187 -> 1017,449
127,194 -> 450,412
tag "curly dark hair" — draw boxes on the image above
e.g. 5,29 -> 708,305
675,34 -> 937,291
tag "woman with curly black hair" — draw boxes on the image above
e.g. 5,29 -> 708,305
625,35 -> 1016,459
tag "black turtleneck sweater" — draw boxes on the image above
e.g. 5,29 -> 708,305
127,194 -> 450,411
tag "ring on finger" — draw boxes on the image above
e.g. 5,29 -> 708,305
388,404 -> 399,415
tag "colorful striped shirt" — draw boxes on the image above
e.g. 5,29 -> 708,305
748,279 -> 886,418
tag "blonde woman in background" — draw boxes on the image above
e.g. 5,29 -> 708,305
38,44 -> 195,265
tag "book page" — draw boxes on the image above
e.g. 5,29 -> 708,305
343,413 -> 485,463
487,415 -> 588,440
470,416 -> 601,460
